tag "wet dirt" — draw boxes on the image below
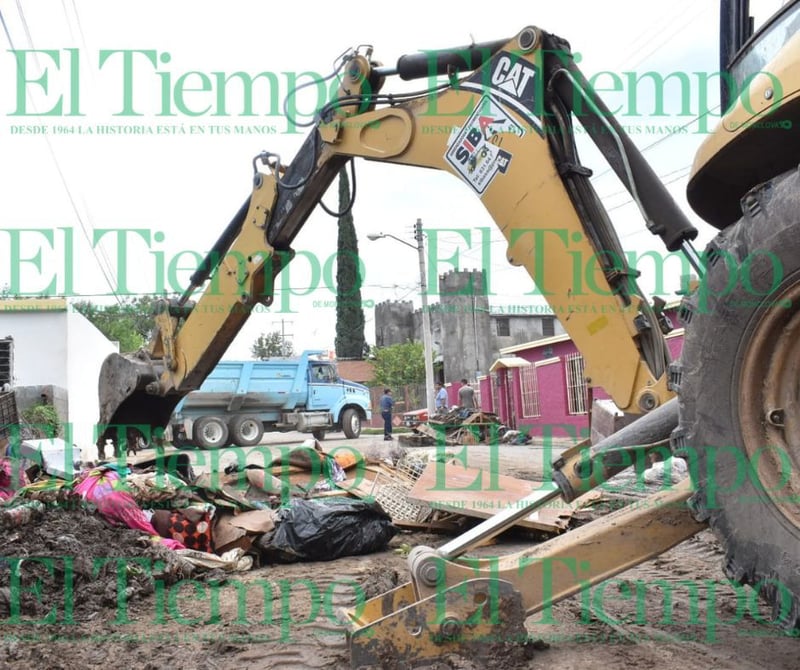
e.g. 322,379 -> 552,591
1,447 -> 799,670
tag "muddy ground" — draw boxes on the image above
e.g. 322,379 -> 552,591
1,441 -> 798,670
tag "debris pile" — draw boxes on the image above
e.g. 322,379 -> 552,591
332,445 -> 588,536
0,434 -> 399,607
399,408 -> 505,447
0,506 -> 189,621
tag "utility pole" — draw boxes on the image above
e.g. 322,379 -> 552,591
415,219 -> 436,417
272,319 -> 294,356
367,219 -> 436,416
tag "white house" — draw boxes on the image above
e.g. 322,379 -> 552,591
0,298 -> 119,460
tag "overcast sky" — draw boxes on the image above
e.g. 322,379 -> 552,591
0,0 -> 785,359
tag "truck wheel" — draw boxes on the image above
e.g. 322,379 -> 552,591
676,169 -> 800,630
341,408 -> 361,439
192,416 -> 229,449
171,430 -> 189,448
312,429 -> 326,441
229,415 -> 264,447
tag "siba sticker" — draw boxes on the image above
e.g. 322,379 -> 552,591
445,95 -> 524,194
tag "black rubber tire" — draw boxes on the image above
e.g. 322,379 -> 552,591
170,429 -> 189,448
192,416 -> 229,449
676,168 -> 800,630
312,428 -> 326,442
341,408 -> 361,439
229,415 -> 264,447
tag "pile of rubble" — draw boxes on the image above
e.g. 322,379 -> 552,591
0,435 -> 399,582
334,445 -> 591,536
399,408 -> 505,447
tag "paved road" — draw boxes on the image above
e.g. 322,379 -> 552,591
180,429 -> 572,481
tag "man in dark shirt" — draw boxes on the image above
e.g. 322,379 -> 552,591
380,388 -> 394,440
458,379 -> 476,409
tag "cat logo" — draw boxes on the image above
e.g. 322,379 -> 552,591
491,54 -> 536,99
463,51 -> 541,133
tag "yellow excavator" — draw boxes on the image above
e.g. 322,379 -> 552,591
96,1 -> 800,666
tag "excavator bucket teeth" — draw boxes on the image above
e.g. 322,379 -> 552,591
343,580 -> 531,669
96,352 -> 177,456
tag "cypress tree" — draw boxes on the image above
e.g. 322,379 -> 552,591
334,167 -> 366,359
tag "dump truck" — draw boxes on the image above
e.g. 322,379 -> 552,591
94,1 -> 800,665
168,350 -> 370,448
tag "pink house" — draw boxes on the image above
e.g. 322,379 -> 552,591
478,312 -> 684,440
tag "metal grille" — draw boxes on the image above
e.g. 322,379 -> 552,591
565,353 -> 588,415
0,338 -> 13,387
0,390 -> 18,441
367,470 -> 431,523
520,365 -> 541,417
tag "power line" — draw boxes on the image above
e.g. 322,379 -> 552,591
59,0 -> 77,41
3,4 -> 122,303
590,103 -> 722,190
607,0 -> 699,73
625,3 -> 713,74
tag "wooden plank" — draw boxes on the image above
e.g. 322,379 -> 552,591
309,489 -> 357,499
392,519 -> 462,533
407,461 -> 574,533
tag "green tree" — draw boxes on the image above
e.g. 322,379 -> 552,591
252,331 -> 294,359
372,342 -> 426,388
72,296 -> 156,353
334,167 -> 367,359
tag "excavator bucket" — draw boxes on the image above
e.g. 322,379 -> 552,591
344,580 -> 532,668
96,351 -> 179,459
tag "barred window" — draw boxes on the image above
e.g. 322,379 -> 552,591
520,365 -> 540,417
496,317 -> 510,337
0,338 -> 12,387
541,317 -> 555,338
565,353 -> 588,415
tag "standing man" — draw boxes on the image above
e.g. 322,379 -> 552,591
458,379 -> 476,409
380,388 -> 394,441
435,382 -> 448,413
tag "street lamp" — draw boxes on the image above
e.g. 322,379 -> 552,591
367,218 -> 436,417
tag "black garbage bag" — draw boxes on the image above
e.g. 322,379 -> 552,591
255,497 -> 398,563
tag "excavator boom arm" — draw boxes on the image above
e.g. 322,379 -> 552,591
98,26 -> 696,454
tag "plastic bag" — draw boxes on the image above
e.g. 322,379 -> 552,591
257,497 -> 397,563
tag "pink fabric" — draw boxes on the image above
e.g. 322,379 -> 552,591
0,458 -> 25,500
74,468 -> 185,550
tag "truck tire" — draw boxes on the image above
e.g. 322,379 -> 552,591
341,408 -> 361,439
229,415 -> 264,447
192,416 -> 229,449
170,430 -> 189,448
676,168 -> 800,630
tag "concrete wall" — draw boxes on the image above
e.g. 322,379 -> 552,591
66,310 -> 119,459
14,385 -> 69,422
374,301 -> 415,347
0,300 -> 118,460
490,315 -> 565,359
0,308 -> 69,387
439,269 -> 492,384
374,271 -> 565,387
